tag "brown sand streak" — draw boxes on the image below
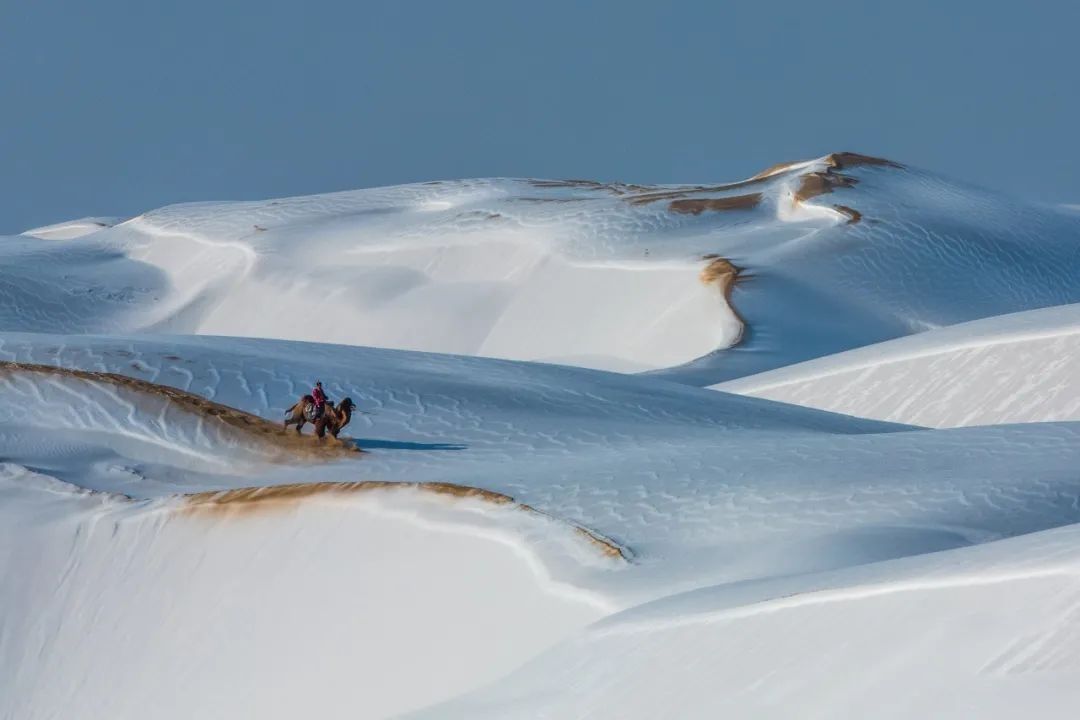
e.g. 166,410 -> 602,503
824,152 -> 903,170
183,481 -> 630,561
668,194 -> 762,215
794,171 -> 859,202
833,205 -> 863,224
699,257 -> 747,349
0,361 -> 360,460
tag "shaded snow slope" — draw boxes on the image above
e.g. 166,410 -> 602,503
7,153 -> 1079,377
0,233 -> 166,333
414,522 -> 1080,720
719,303 -> 1080,427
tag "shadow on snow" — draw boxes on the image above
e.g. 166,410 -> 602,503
349,438 -> 467,451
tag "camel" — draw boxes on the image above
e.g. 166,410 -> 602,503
284,396 -> 356,439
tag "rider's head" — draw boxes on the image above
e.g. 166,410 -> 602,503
316,381 -> 322,387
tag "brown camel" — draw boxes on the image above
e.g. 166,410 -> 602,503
315,397 -> 355,439
283,395 -> 355,439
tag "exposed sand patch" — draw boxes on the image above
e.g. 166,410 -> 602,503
785,151 -> 901,221
626,183 -> 763,206
0,362 -> 360,461
700,256 -> 741,287
527,153 -> 899,218
824,151 -> 903,170
182,481 -> 631,561
794,171 -> 859,202
833,205 -> 863,224
668,193 -> 762,215
699,257 -> 747,347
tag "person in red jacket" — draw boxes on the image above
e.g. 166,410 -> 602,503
311,381 -> 328,419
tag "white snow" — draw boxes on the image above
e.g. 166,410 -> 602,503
413,524 -> 1080,719
718,303 -> 1080,427
20,216 -> 123,239
5,153 -> 1080,718
8,155 -> 1080,376
1,465 -> 606,719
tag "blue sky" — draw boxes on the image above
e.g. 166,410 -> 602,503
2,0 -> 1077,232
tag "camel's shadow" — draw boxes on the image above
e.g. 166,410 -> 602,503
348,438 -> 467,451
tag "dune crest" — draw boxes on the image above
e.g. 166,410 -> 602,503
0,362 -> 360,460
183,480 -> 631,561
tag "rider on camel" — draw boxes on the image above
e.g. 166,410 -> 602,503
312,381 -> 328,418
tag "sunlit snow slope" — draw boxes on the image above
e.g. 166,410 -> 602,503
415,524 -> 1080,720
719,303 -> 1080,427
5,153 -> 1079,377
4,152 -> 1080,719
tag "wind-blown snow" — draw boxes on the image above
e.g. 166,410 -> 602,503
4,153 -> 1080,718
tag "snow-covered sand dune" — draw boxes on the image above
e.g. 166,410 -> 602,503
4,334 -> 1080,597
414,522 -> 1080,719
1,466 -> 611,719
719,303 -> 1080,427
0,361 -> 357,472
7,153 -> 1080,377
5,332 -> 1080,716
5,152 -> 1080,718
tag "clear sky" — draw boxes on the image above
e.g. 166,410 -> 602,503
2,0 -> 1078,233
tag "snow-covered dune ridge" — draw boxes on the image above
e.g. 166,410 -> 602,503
414,522 -> 1080,719
0,361 -> 357,469
4,332 -> 1080,603
20,216 -> 122,239
183,481 -> 630,560
9,152 -> 1080,378
0,464 -> 613,719
718,303 -> 1080,427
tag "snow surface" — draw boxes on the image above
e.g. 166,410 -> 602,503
414,524 -> 1080,720
2,465 -> 605,719
20,216 -> 123,239
718,303 -> 1080,427
8,155 -> 1080,377
4,154 -> 1080,718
